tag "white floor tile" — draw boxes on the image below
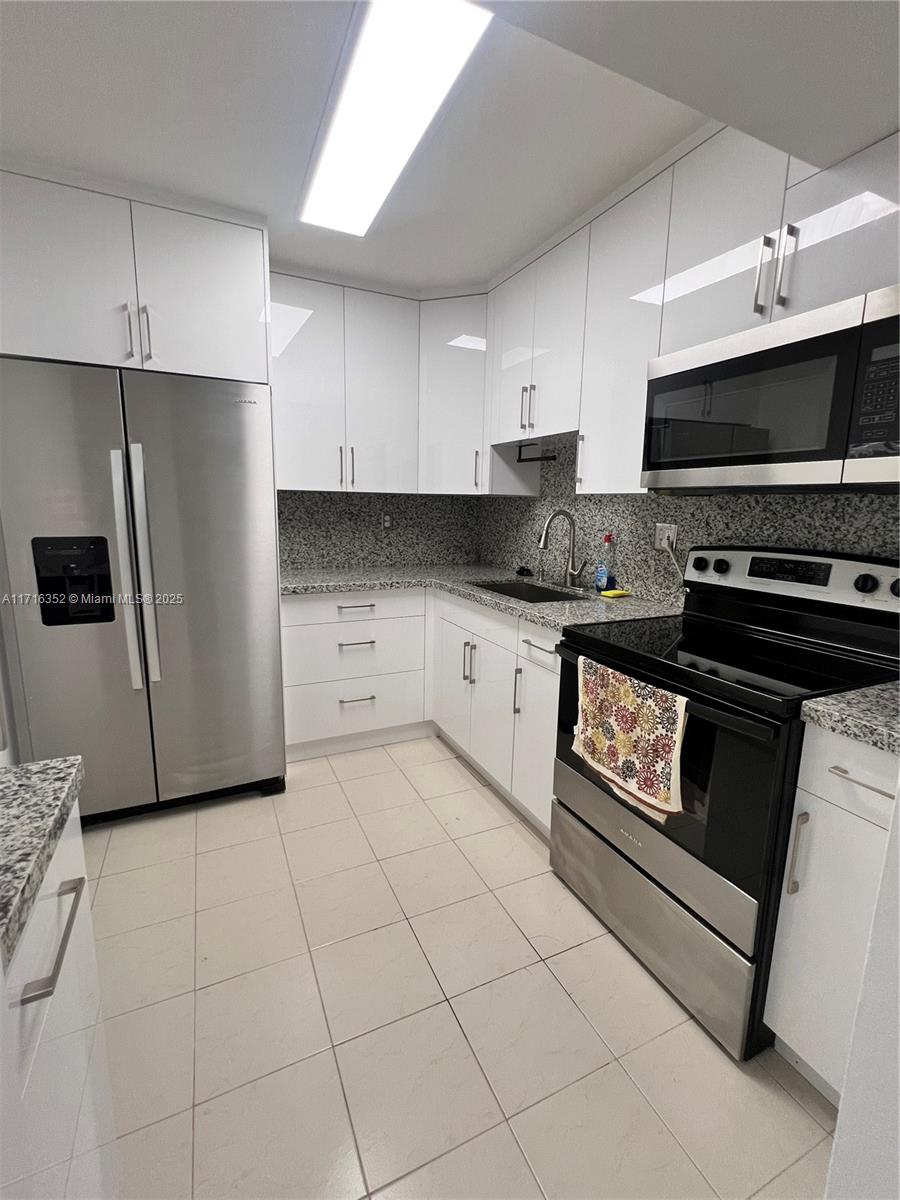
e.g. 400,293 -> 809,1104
753,1139 -> 832,1200
296,861 -> 404,949
81,825 -> 110,880
380,842 -> 486,918
274,782 -> 353,833
548,934 -> 687,1056
494,872 -> 606,958
341,769 -> 421,816
385,737 -> 456,769
426,787 -> 518,839
196,887 -> 306,987
404,757 -> 482,799
314,921 -> 443,1043
511,1062 -> 715,1199
336,1004 -> 502,1192
456,823 -> 550,889
285,757 -> 337,791
358,802 -> 449,858
329,746 -> 396,781
96,914 -> 194,1018
283,817 -> 375,882
195,955 -> 329,1101
74,993 -> 194,1152
757,1048 -> 838,1133
374,1124 -> 542,1200
92,858 -> 195,940
101,809 -> 195,876
196,836 -> 290,909
196,794 -> 277,852
622,1022 -> 824,1199
194,1052 -> 364,1200
411,893 -> 538,996
66,1111 -> 192,1199
1,1164 -> 69,1200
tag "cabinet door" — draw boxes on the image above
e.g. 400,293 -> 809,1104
433,619 -> 472,751
579,170 -> 672,495
511,658 -> 560,833
468,638 -> 517,790
529,227 -> 589,438
419,295 -> 486,494
344,288 -> 419,493
774,133 -> 899,321
0,172 -> 139,367
660,128 -> 789,354
131,202 -> 268,383
270,274 -> 346,491
765,789 -> 888,1094
491,265 -> 536,443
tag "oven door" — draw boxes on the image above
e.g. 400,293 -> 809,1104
842,291 -> 899,484
554,645 -> 789,957
641,299 -> 864,489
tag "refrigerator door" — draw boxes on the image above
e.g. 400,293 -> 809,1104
0,358 -> 157,814
121,371 -> 284,800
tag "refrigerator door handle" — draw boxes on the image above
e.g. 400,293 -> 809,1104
109,450 -> 144,690
128,443 -> 162,683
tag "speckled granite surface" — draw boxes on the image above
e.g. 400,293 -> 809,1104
0,757 -> 83,969
802,682 -> 900,756
280,564 -> 683,632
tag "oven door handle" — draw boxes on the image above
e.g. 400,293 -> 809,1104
685,700 -> 777,742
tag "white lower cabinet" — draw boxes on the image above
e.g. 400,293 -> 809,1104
468,638 -> 517,791
511,657 -> 560,833
434,617 -> 475,750
284,671 -> 424,744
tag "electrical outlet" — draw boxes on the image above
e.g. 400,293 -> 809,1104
381,512 -> 392,531
654,522 -> 677,551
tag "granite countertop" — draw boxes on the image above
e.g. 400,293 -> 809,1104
0,757 -> 84,970
280,564 -> 684,633
802,681 -> 900,756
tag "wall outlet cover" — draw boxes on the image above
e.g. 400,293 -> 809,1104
654,522 -> 677,551
381,512 -> 392,530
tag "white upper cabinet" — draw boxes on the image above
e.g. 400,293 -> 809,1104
529,225 -> 590,438
660,128 -> 789,354
130,202 -> 268,383
491,264 -> 537,443
270,274 -> 346,492
773,133 -> 899,321
418,295 -> 486,494
578,170 -> 672,495
0,172 -> 139,367
344,288 -> 419,493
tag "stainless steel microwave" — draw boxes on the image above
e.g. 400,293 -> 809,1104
642,285 -> 899,489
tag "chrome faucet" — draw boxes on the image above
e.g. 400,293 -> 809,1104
538,508 -> 587,589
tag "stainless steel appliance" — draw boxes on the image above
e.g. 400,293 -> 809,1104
642,285 -> 899,489
551,547 -> 899,1059
0,358 -> 285,816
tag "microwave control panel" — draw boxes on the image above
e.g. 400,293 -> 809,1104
847,318 -> 899,459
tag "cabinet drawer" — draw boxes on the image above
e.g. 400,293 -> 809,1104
438,594 -> 518,652
282,616 -> 424,685
284,670 -> 424,744
799,724 -> 898,828
517,620 -> 561,674
281,588 -> 425,627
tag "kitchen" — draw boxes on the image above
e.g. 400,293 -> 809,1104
0,2 -> 898,1198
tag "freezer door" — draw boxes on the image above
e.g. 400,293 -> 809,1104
0,358 -> 157,814
121,371 -> 284,800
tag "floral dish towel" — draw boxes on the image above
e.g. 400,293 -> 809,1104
572,656 -> 688,824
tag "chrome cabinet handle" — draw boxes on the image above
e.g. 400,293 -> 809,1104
786,811 -> 810,894
140,304 -> 153,362
519,385 -> 527,431
512,665 -> 522,714
474,449 -> 480,489
774,224 -> 799,308
125,305 -> 136,360
462,639 -> 471,681
350,446 -> 355,487
752,234 -> 775,314
20,877 -> 86,1005
468,642 -> 476,685
338,639 -> 376,648
110,450 -> 144,690
521,637 -> 556,656
339,445 -> 344,487
339,695 -> 375,705
527,382 -> 536,430
337,602 -> 375,611
575,433 -> 584,486
827,765 -> 895,801
128,443 -> 161,682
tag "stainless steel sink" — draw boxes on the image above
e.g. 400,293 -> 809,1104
470,579 -> 582,604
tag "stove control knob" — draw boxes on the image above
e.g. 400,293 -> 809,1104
712,558 -> 730,575
892,579 -> 900,598
854,573 -> 880,594
692,556 -> 709,572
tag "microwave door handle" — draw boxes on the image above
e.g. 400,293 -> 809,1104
685,700 -> 777,742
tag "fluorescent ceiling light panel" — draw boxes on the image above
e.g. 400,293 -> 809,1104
301,0 -> 491,236
447,334 -> 486,350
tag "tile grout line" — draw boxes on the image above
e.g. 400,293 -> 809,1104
744,1132 -> 833,1200
755,1053 -> 838,1135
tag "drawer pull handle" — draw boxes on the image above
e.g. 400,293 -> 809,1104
827,765 -> 895,800
513,665 -> 522,714
468,642 -> 476,685
786,811 -> 810,895
521,638 -> 556,656
462,640 -> 471,681
337,603 -> 376,611
20,876 -> 86,1006
339,695 -> 376,705
338,640 -> 376,649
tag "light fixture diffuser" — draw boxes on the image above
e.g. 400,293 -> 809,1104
301,0 -> 491,236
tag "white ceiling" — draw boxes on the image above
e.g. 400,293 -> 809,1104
0,1 -> 705,292
484,1 -> 900,171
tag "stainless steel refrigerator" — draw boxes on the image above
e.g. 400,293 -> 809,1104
0,358 -> 285,816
